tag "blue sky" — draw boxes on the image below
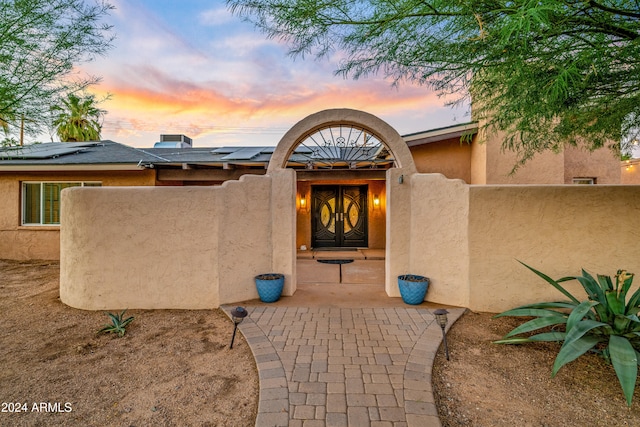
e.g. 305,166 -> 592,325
82,0 -> 469,148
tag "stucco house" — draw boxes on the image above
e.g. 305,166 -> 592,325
2,109 -> 636,313
0,115 -> 623,262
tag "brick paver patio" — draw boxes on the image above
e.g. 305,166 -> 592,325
225,305 -> 464,427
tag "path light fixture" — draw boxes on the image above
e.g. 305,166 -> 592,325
433,308 -> 450,361
229,306 -> 248,349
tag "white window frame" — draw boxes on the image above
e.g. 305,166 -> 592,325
21,181 -> 101,226
572,177 -> 596,185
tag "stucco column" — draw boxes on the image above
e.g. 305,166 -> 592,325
385,168 -> 412,297
270,168 -> 297,296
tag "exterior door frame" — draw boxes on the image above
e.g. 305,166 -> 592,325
311,184 -> 368,248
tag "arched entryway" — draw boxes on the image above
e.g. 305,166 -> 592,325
267,109 -> 417,297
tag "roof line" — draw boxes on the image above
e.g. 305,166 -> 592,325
129,146 -> 172,163
402,121 -> 478,139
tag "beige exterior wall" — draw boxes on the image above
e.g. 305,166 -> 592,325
60,174 -> 279,310
403,124 -> 621,187
478,127 -> 621,185
60,171 -> 640,312
466,185 -> 640,312
470,133 -> 487,185
0,170 -> 155,260
408,174 -> 469,308
483,129 -> 566,184
409,138 -> 471,182
563,145 -> 621,184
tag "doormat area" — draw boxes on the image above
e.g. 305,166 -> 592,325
314,247 -> 358,251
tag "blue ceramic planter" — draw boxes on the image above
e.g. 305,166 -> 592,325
398,274 -> 430,305
255,273 -> 284,303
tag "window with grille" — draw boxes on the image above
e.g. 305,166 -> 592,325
21,182 -> 101,225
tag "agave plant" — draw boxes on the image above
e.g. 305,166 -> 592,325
97,310 -> 135,337
495,262 -> 640,406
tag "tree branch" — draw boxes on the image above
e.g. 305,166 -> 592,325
588,0 -> 640,19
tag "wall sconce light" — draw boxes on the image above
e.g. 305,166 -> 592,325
398,174 -> 404,184
373,194 -> 380,208
229,306 -> 248,349
299,194 -> 307,211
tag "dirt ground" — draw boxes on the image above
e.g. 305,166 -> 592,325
433,310 -> 640,427
3,260 -> 640,427
0,260 -> 258,427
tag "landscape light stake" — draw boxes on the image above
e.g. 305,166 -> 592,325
229,306 -> 248,349
433,309 -> 450,361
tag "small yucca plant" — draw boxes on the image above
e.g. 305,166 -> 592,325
495,262 -> 640,406
98,310 -> 135,337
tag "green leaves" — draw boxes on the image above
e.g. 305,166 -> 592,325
495,263 -> 640,406
517,261 -> 581,304
52,92 -> 105,142
98,310 -> 135,338
0,0 -> 113,142
609,336 -> 638,407
229,0 -> 640,164
551,334 -> 600,376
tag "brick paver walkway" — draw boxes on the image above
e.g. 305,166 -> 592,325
226,306 -> 464,427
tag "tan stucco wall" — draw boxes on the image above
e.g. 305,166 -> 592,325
477,128 -> 621,185
60,171 -> 640,312
466,185 -> 640,312
470,133 -> 487,185
0,170 -> 155,260
60,174 -> 277,310
409,138 -> 471,182
385,168 -> 413,297
408,174 -> 469,307
484,130 -> 566,184
563,145 -> 621,184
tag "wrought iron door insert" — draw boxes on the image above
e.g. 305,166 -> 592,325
311,185 -> 368,248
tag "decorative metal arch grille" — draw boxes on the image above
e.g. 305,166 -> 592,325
286,125 -> 395,170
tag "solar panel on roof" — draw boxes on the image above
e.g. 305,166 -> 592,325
293,146 -> 313,154
220,147 -> 264,160
211,147 -> 235,154
0,142 -> 96,160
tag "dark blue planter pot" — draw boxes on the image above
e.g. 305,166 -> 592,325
255,273 -> 285,303
398,275 -> 430,305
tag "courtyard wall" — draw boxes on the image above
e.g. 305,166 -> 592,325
465,184 -> 640,312
60,174 -> 283,310
60,172 -> 640,313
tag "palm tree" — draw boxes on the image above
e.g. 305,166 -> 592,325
53,93 -> 105,142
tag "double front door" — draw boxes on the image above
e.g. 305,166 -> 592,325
311,185 -> 368,248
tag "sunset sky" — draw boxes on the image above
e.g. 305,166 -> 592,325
81,0 -> 469,148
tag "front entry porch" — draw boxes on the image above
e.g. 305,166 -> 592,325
296,248 -> 385,285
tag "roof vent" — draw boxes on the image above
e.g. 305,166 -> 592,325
155,134 -> 192,148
